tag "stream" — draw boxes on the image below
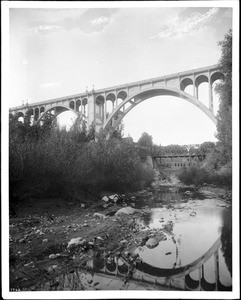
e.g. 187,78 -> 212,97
133,186 -> 232,287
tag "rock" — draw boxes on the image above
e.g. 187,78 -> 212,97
113,196 -> 119,203
120,239 -> 128,245
78,239 -> 87,246
190,212 -> 196,217
80,203 -> 86,208
115,206 -> 137,216
109,194 -> 118,200
49,254 -> 58,260
67,237 -> 83,250
19,238 -> 25,243
24,261 -> 34,267
47,265 -> 58,273
93,212 -> 107,219
83,223 -> 88,227
146,238 -> 159,249
102,196 -> 109,202
96,236 -> 103,241
217,204 -> 227,208
165,252 -> 172,255
42,238 -> 48,243
103,204 -> 109,209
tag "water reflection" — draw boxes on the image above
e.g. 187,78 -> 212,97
134,187 -> 232,287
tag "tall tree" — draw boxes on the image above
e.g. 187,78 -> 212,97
215,30 -> 232,166
138,132 -> 153,148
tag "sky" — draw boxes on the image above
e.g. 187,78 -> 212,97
7,3 -> 233,145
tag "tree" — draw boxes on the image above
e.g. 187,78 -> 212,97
198,141 -> 216,154
138,132 -> 153,148
215,30 -> 232,166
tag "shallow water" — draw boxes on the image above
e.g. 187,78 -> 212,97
134,186 -> 232,287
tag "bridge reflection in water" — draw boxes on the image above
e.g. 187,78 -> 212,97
89,236 -> 232,291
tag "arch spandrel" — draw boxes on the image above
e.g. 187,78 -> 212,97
106,93 -> 116,102
195,75 -> 209,87
180,78 -> 194,91
103,87 -> 217,130
210,71 -> 224,84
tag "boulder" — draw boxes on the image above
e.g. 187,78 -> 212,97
93,212 -> 107,219
115,206 -> 137,216
146,238 -> 159,249
109,194 -> 118,200
102,196 -> 109,202
67,237 -> 83,250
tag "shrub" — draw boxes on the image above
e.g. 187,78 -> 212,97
9,120 -> 155,203
177,162 -> 232,188
177,165 -> 210,186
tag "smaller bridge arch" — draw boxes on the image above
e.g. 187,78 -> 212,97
180,78 -> 194,91
210,71 -> 224,84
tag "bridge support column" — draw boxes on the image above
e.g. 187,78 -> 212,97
104,99 -> 107,123
209,83 -> 214,112
87,93 -> 96,127
193,84 -> 198,99
80,101 -> 83,114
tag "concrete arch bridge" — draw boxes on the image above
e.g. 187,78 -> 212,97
9,65 -> 223,130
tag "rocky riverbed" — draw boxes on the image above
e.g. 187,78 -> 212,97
9,181 -> 232,291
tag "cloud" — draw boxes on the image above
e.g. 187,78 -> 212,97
91,16 -> 109,27
29,25 -> 62,34
40,81 -> 62,88
27,8 -> 118,35
151,8 -> 219,39
60,8 -> 117,33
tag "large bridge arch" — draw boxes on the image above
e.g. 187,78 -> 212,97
36,105 -> 85,125
103,87 -> 217,130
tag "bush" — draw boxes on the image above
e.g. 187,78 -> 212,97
9,119 -> 155,203
177,162 -> 232,188
73,136 -> 155,193
177,165 -> 210,186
